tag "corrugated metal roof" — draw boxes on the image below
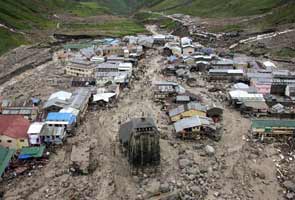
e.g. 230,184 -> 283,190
43,98 -> 69,109
187,102 -> 207,112
0,147 -> 15,177
174,116 -> 201,133
69,88 -> 91,110
40,126 -> 65,136
48,91 -> 72,101
252,119 -> 295,129
46,112 -> 76,124
27,122 -> 45,134
169,105 -> 185,117
174,116 -> 212,133
176,96 -> 190,102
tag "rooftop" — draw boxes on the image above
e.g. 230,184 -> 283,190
0,115 -> 30,139
252,119 -> 295,129
0,147 -> 15,177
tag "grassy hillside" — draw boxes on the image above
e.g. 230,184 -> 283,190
94,0 -> 162,15
0,0 -> 146,55
150,0 -> 282,17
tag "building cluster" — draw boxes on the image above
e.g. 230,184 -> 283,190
156,35 -> 295,140
0,87 -> 92,179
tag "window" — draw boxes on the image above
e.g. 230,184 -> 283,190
0,139 -> 1,143
7,140 -> 12,143
20,139 -> 25,142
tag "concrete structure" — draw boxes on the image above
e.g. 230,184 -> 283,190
0,115 -> 30,150
65,59 -> 96,77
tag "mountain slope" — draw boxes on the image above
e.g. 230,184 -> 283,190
0,0 -> 145,55
150,0 -> 285,17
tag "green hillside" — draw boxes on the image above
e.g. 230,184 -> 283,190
0,0 -> 145,55
150,0 -> 284,17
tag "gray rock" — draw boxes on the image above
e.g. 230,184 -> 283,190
145,180 -> 160,196
160,182 -> 170,193
191,185 -> 202,195
186,167 -> 199,175
193,144 -> 204,150
286,192 -> 295,199
205,145 -> 215,156
283,180 -> 295,192
179,158 -> 192,169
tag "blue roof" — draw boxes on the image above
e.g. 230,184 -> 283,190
46,112 -> 76,124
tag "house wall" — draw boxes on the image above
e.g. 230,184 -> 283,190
65,66 -> 94,77
171,110 -> 206,122
0,135 -> 29,149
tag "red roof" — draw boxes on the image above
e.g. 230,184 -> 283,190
0,115 -> 30,139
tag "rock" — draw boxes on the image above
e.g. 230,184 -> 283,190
283,180 -> 295,192
193,144 -> 204,150
161,190 -> 180,200
205,145 -> 215,156
145,180 -> 160,197
179,158 -> 192,169
191,185 -> 202,195
160,182 -> 170,193
186,167 -> 199,175
286,192 -> 295,199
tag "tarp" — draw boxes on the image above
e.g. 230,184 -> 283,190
93,93 -> 116,103
46,112 -> 76,124
18,146 -> 45,160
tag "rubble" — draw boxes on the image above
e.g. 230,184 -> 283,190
70,143 -> 91,175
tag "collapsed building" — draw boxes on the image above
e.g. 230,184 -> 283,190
119,118 -> 160,167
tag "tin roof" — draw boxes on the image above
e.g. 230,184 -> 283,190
0,115 -> 30,139
174,116 -> 211,133
0,147 -> 15,177
176,95 -> 190,102
40,126 -> 65,136
48,91 -> 72,101
46,112 -> 76,124
27,122 -> 45,134
252,119 -> 295,129
169,102 -> 207,117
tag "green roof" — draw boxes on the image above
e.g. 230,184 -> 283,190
0,147 -> 16,177
19,145 -> 45,159
252,120 -> 295,129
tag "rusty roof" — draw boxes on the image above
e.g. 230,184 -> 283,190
0,115 -> 30,139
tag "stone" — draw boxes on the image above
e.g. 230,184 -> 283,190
205,145 -> 215,156
283,180 -> 295,192
186,167 -> 199,175
191,185 -> 202,195
145,180 -> 160,196
160,182 -> 170,193
193,144 -> 204,150
286,192 -> 295,199
179,158 -> 192,169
